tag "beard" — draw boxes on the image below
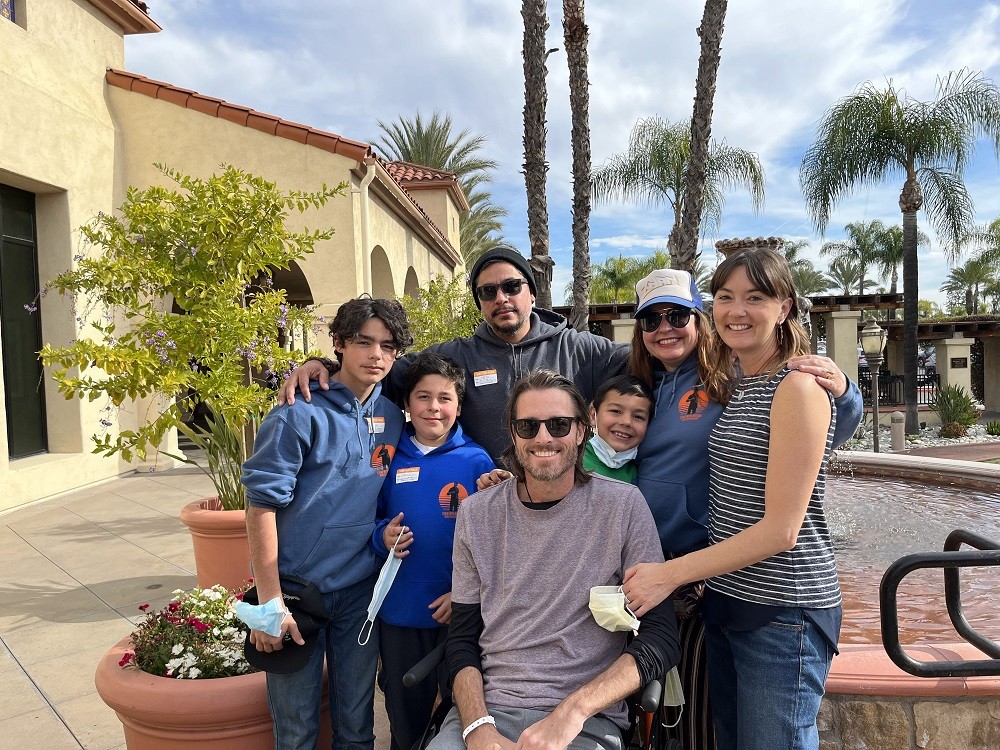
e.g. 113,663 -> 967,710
489,306 -> 529,337
515,441 -> 579,483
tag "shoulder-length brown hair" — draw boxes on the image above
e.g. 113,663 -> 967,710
626,308 -> 731,405
708,248 -> 811,382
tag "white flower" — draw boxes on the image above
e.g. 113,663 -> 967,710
171,644 -> 184,655
188,667 -> 201,679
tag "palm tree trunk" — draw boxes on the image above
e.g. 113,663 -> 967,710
888,267 -> 899,320
522,0 -> 553,308
900,178 -> 922,434
676,0 -> 728,271
564,0 -> 591,331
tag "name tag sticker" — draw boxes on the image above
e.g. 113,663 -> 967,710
474,369 -> 499,387
368,417 -> 386,434
396,467 -> 420,484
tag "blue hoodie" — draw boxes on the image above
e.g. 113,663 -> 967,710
242,381 -> 404,593
371,422 -> 495,629
635,353 -> 863,555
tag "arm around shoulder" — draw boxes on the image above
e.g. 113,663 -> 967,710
831,377 -> 863,448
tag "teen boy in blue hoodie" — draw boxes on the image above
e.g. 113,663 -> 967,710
370,353 -> 495,750
242,297 -> 412,750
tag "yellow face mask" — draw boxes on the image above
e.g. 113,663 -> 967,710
588,586 -> 640,633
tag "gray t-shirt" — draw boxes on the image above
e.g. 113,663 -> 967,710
452,475 -> 664,727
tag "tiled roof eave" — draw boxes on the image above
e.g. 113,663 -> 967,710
88,0 -> 161,34
105,69 -> 371,162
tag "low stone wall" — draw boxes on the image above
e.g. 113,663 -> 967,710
821,644 -> 1000,749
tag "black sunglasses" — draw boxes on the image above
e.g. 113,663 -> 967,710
477,278 -> 525,302
637,308 -> 692,332
512,416 -> 576,439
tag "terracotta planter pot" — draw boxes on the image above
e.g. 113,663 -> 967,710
179,498 -> 252,591
96,638 -> 332,749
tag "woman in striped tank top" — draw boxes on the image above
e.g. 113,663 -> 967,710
624,248 -> 841,750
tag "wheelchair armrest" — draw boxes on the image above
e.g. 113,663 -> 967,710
639,677 -> 662,713
402,642 -> 447,688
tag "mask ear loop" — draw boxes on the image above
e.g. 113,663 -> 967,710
358,528 -> 406,646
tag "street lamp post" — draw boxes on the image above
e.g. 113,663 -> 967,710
859,317 -> 889,452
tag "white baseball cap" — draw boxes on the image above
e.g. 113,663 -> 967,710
634,269 -> 703,315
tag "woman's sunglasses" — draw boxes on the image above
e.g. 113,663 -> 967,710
476,278 -> 525,301
512,416 -> 576,439
637,308 -> 692,333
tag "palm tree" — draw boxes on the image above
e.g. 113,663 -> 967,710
566,254 -> 642,304
593,117 -> 764,267
522,0 -> 554,308
799,69 -> 1000,433
374,112 -> 506,264
819,220 -> 886,294
563,0 -> 592,331
940,255 -> 997,313
677,0 -> 730,271
791,263 -> 832,297
826,256 -> 863,295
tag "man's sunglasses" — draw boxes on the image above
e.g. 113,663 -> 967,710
512,416 -> 576,439
477,278 -> 526,302
637,308 -> 693,332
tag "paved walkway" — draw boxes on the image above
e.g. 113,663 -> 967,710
0,467 -> 391,750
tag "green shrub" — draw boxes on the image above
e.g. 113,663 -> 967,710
930,385 -> 979,427
987,421 -> 1000,436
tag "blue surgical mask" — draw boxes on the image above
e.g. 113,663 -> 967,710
358,530 -> 404,645
234,596 -> 289,637
589,433 -> 638,470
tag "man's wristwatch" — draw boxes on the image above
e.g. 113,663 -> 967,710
462,715 -> 496,742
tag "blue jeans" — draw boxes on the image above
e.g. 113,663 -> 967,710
266,574 -> 378,750
705,608 -> 833,750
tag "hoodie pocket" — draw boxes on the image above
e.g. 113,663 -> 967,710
636,478 -> 708,552
297,521 -> 376,582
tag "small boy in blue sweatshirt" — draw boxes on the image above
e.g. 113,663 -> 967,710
242,297 -> 412,750
370,353 -> 494,750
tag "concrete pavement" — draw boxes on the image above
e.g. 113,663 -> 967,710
0,466 -> 391,750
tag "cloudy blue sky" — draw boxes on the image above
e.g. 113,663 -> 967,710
126,1 -> 1000,305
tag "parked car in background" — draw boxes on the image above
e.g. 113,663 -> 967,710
918,347 -> 937,376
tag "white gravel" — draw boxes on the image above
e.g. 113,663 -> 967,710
840,422 -> 1000,453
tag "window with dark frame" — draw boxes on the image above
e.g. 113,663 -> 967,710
1,0 -> 14,22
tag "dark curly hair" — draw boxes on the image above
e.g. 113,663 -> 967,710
328,296 -> 413,363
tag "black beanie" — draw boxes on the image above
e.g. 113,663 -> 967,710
469,246 -> 537,309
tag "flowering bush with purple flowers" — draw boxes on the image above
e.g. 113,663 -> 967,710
122,584 -> 253,679
37,165 -> 344,508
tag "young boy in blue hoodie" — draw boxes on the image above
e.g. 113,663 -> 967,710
242,297 -> 412,750
370,353 -> 494,750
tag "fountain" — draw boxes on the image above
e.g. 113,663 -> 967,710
819,452 -> 1000,749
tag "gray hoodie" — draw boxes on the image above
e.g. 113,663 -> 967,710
386,308 -> 629,461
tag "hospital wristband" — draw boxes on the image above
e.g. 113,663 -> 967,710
462,716 -> 496,742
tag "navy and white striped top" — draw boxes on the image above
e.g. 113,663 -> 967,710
706,368 -> 841,609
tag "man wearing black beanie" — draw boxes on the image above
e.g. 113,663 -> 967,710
281,244 -> 629,462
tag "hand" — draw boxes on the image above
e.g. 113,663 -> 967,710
477,469 -> 513,490
277,359 -> 331,405
515,707 -> 584,750
248,613 -> 303,651
429,592 -> 452,624
786,355 -> 847,398
622,562 -> 676,617
466,726 -> 516,750
383,512 -> 414,557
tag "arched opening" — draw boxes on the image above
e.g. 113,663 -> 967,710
371,246 -> 395,299
404,267 -> 420,298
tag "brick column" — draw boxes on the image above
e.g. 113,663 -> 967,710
610,318 -> 635,345
983,338 -> 1000,412
936,337 -> 974,394
825,310 -> 862,385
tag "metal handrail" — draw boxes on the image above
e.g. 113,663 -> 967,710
880,529 -> 1000,677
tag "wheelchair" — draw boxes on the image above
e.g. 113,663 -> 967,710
401,644 -> 681,750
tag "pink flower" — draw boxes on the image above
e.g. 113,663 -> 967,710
118,652 -> 133,667
138,603 -> 150,612
188,618 -> 209,633
168,601 -> 181,612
